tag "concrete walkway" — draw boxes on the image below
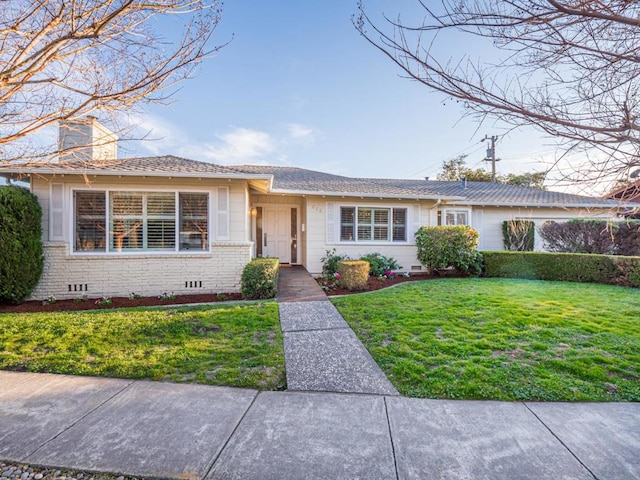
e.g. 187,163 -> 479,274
1,371 -> 639,480
277,266 -> 398,395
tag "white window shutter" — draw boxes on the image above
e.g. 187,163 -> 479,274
326,202 -> 336,244
410,204 -> 421,242
50,184 -> 64,241
216,187 -> 230,240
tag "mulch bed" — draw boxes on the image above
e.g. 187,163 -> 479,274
0,292 -> 244,314
321,270 -> 465,296
0,271 -> 466,314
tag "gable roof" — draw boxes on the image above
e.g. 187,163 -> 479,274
1,156 -> 636,209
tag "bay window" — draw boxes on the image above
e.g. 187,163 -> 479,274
74,190 -> 209,253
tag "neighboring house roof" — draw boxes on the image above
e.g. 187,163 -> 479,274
605,180 -> 640,203
1,156 -> 636,209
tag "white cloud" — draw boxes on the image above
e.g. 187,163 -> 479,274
125,114 -> 318,166
287,123 -> 314,140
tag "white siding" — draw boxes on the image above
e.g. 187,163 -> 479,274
304,196 -> 438,275
29,175 -> 253,299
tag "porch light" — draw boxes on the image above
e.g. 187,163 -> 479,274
250,207 -> 258,217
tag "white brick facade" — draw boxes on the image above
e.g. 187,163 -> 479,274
30,242 -> 253,300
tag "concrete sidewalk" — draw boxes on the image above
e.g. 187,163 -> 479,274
1,371 -> 638,480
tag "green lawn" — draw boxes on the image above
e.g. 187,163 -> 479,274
332,278 -> 640,401
0,302 -> 285,390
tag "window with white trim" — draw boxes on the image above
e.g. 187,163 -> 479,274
73,190 -> 209,253
443,209 -> 470,226
340,206 -> 407,242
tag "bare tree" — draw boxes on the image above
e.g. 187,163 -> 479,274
1,0 -> 223,163
355,1 -> 640,188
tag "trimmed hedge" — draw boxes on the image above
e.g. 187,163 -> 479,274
241,258 -> 280,299
483,251 -> 640,288
0,185 -> 44,303
337,260 -> 370,291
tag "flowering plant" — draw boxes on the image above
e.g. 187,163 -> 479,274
158,292 -> 177,301
73,294 -> 89,303
333,272 -> 341,280
128,292 -> 142,300
95,296 -> 112,306
42,295 -> 56,306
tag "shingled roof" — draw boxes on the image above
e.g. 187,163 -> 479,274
229,165 -> 632,208
0,156 -> 269,179
1,156 -> 635,209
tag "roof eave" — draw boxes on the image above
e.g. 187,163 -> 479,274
268,188 -> 465,201
446,200 -> 634,209
0,168 -> 273,181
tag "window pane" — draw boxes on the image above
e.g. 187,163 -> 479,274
393,208 -> 407,242
180,193 -> 208,251
357,208 -> 371,223
374,226 -> 388,240
147,193 -> 175,215
357,225 -> 371,240
374,209 -> 388,224
110,192 -> 144,251
75,191 -> 106,251
340,207 -> 355,241
445,213 -> 455,225
456,212 -> 468,225
148,219 -> 176,249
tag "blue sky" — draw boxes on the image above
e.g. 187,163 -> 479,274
125,1 -> 557,183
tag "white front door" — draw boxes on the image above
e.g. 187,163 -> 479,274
264,207 -> 292,263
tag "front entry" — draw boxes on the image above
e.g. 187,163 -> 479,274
261,206 -> 298,264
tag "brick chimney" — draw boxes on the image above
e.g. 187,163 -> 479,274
58,116 -> 118,163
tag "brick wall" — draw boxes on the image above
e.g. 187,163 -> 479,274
30,242 -> 253,300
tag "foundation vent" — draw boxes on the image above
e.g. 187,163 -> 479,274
68,283 -> 89,292
410,265 -> 423,271
185,281 -> 203,288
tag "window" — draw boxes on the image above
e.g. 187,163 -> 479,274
74,190 -> 209,253
340,206 -> 407,242
444,209 -> 470,226
75,191 -> 106,251
179,193 -> 208,250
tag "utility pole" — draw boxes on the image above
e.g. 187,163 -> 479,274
482,135 -> 499,182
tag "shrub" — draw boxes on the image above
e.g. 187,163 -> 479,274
415,225 -> 483,276
359,252 -> 401,277
337,260 -> 370,291
0,185 -> 44,303
539,220 -> 616,254
320,248 -> 350,276
502,220 -> 535,251
483,251 -> 640,288
241,258 -> 280,299
615,222 -> 640,256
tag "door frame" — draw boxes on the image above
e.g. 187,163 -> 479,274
253,204 -> 300,264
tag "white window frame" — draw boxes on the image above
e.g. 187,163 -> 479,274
337,205 -> 410,244
442,208 -> 472,226
70,186 -> 213,255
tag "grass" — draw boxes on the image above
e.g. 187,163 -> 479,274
332,278 -> 640,401
0,302 -> 285,390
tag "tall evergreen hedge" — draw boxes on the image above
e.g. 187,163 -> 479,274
0,185 -> 44,303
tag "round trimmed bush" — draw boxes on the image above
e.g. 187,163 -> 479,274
0,185 -> 44,303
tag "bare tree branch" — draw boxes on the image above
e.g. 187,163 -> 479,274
1,0 -> 224,163
355,0 -> 640,188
